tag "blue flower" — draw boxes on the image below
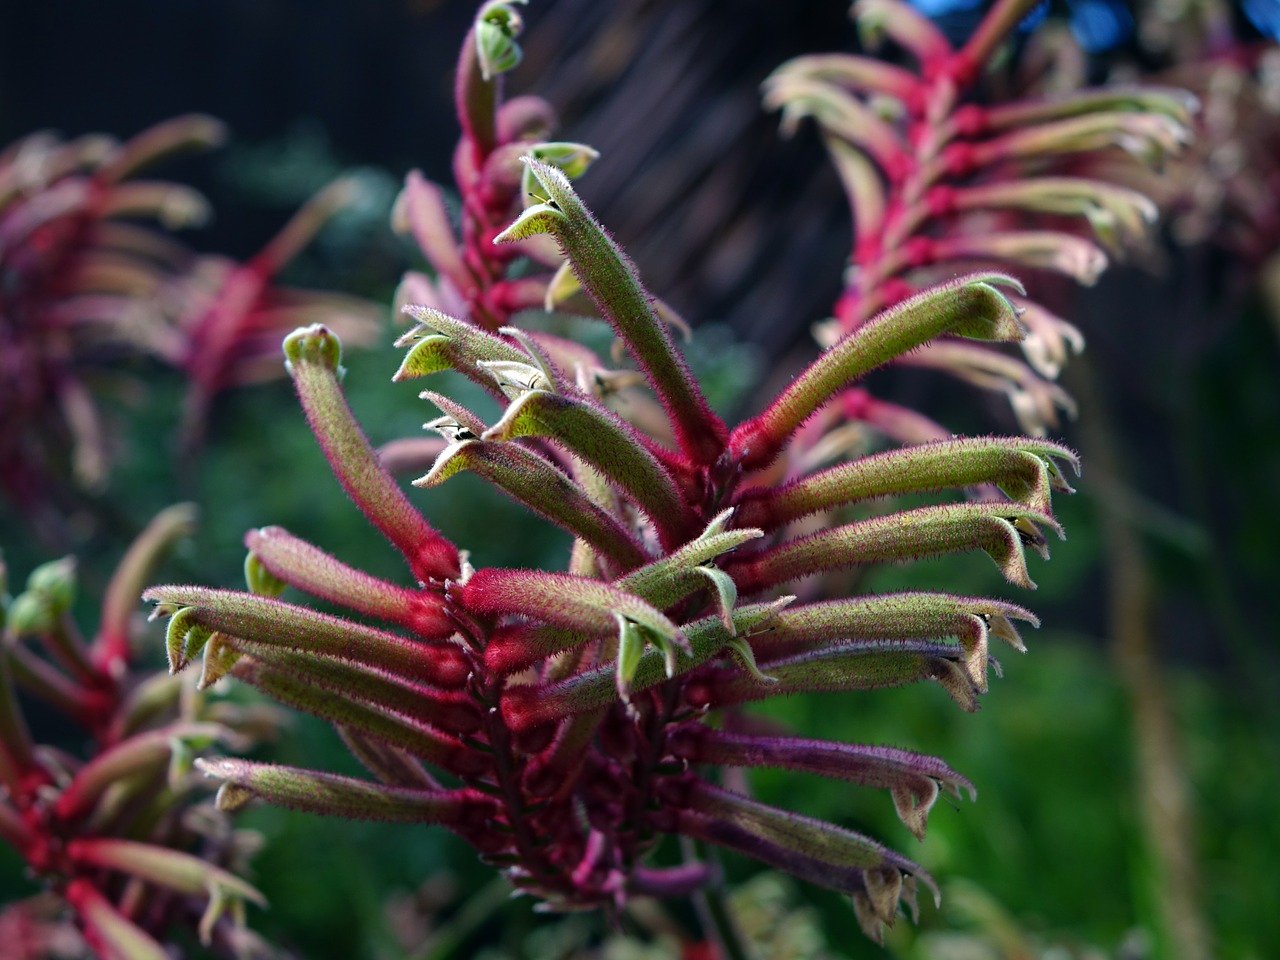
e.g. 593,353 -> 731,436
1065,0 -> 1134,53
906,0 -> 1135,52
1243,0 -> 1280,39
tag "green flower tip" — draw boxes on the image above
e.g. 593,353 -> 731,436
282,324 -> 345,378
949,274 -> 1028,341
493,157 -> 579,244
27,556 -> 77,612
525,141 -> 601,181
162,606 -> 211,674
216,783 -> 256,813
197,633 -> 242,690
244,551 -> 286,598
7,590 -> 55,635
475,0 -> 528,81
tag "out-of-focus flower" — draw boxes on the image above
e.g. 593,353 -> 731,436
765,0 -> 1194,436
0,118 -> 380,541
0,506 -> 278,957
0,117 -> 220,533
166,176 -> 382,451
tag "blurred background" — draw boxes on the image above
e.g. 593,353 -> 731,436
2,1 -> 1278,957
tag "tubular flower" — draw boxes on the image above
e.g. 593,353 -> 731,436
764,0 -> 1195,436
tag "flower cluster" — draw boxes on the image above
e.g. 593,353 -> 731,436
142,7 -> 1087,933
764,0 -> 1195,440
0,507 -> 273,959
1090,9 -> 1280,267
127,0 -> 1187,947
1,117 -> 215,530
0,117 -> 376,542
0,0 -> 1251,953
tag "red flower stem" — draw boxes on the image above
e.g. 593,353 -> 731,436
286,326 -> 461,583
55,723 -> 223,821
447,602 -> 560,886
524,707 -> 603,802
476,673 -> 558,889
874,112 -> 955,264
42,611 -> 99,688
842,58 -> 974,331
95,114 -> 226,183
619,681 -> 683,866
251,177 -> 358,279
454,25 -> 498,157
66,878 -> 170,960
245,526 -> 453,639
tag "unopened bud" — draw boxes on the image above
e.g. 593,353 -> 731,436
282,324 -> 344,378
27,556 -> 76,613
7,591 -> 53,635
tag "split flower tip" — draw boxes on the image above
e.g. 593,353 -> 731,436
520,141 -> 601,189
282,323 -> 344,377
